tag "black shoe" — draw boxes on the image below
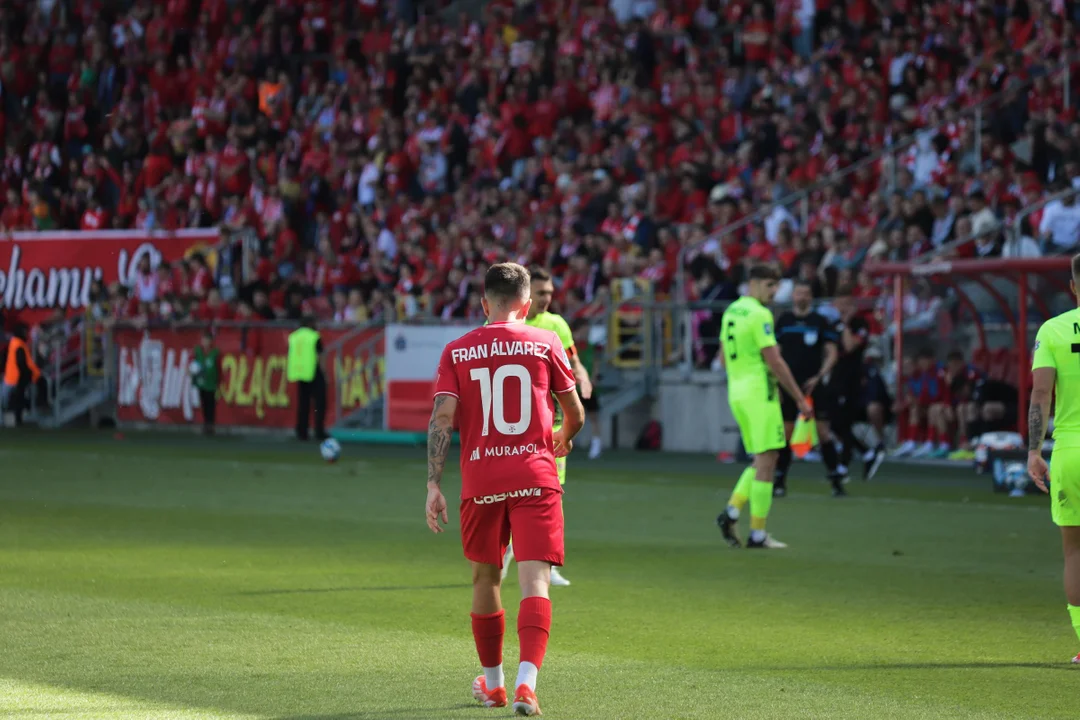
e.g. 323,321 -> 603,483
864,446 -> 886,481
827,472 -> 847,497
716,511 -> 742,548
772,485 -> 787,498
746,534 -> 788,549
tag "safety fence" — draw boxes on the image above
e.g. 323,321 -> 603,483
107,322 -> 384,430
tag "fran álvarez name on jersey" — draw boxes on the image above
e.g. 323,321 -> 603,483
450,341 -> 552,364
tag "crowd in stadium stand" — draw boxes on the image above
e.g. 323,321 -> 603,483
0,0 -> 1079,327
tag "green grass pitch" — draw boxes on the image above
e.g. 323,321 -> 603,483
0,431 -> 1074,719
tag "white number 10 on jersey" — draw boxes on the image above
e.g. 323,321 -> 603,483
470,364 -> 532,436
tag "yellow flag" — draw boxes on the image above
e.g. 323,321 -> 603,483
790,399 -> 818,459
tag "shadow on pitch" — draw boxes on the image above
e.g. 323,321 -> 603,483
759,661 -> 1072,672
277,704 -> 477,719
236,583 -> 471,596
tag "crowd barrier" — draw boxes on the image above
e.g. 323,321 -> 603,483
113,325 -> 384,429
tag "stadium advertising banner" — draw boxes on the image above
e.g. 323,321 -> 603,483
114,326 -> 384,429
0,229 -> 220,326
384,323 -> 478,431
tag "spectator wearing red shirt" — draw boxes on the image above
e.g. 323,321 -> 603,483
188,255 -> 214,299
742,3 -> 773,66
0,189 -> 31,231
0,0 -> 1072,340
194,288 -> 234,323
80,198 -> 109,231
218,134 -> 250,197
745,228 -> 777,264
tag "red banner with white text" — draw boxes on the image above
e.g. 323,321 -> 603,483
114,326 -> 384,429
0,229 -> 219,326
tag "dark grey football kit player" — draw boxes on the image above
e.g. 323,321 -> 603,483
774,281 -> 846,497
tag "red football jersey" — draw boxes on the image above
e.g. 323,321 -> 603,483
434,321 -> 576,499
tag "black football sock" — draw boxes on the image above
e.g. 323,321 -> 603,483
839,436 -> 854,467
820,440 -> 840,473
775,446 -> 793,488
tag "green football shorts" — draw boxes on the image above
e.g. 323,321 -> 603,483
553,423 -> 566,486
730,396 -> 786,456
1051,446 -> 1080,527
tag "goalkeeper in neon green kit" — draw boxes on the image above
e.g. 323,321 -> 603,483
1027,252 -> 1080,664
501,267 -> 594,587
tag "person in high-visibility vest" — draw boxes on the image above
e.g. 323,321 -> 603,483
286,316 -> 327,441
2,324 -> 42,427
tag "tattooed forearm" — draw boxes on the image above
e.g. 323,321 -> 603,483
1028,402 -> 1046,452
427,396 -> 453,486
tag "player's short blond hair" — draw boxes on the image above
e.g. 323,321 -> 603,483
484,263 -> 532,302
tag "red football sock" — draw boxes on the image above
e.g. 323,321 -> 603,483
928,426 -> 940,444
471,610 -> 505,669
914,424 -> 926,443
517,597 -> 552,669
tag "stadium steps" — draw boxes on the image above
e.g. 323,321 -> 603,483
597,369 -> 650,427
16,376 -> 109,429
334,397 -> 385,431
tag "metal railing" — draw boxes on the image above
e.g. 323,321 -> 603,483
917,186 -> 1080,262
597,295 -> 889,375
1021,187 -> 1080,255
676,54 -> 1079,301
0,314 -> 103,427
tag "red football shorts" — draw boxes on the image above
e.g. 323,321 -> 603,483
459,487 -> 565,568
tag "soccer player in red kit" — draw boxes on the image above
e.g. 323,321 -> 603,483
425,263 -> 585,717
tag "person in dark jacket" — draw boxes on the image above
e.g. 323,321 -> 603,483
3,324 -> 42,427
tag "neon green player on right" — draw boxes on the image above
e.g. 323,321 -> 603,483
715,264 -> 812,550
1027,252 -> 1080,665
501,267 -> 594,587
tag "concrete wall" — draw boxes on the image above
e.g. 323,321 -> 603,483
658,370 -> 739,454
606,396 -> 655,450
